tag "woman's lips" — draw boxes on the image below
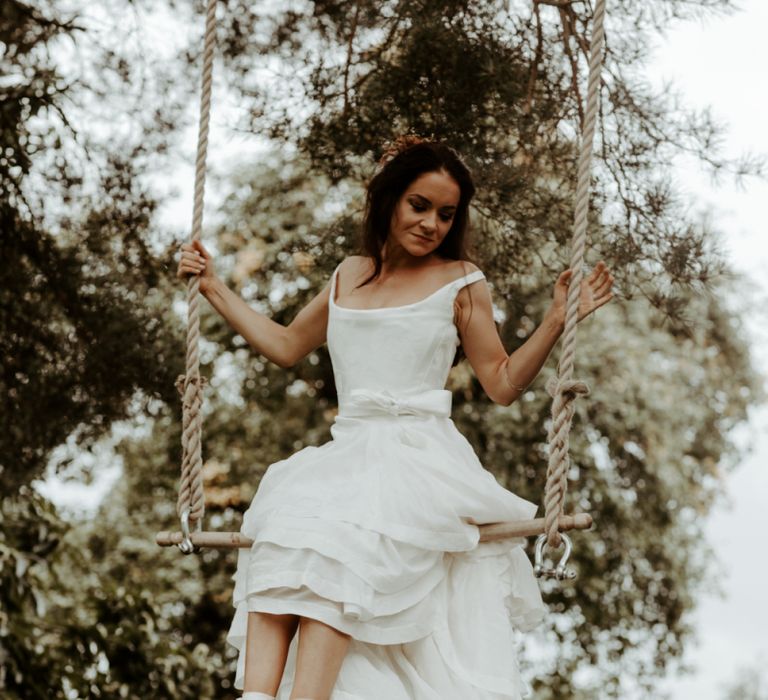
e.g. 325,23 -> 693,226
413,233 -> 434,242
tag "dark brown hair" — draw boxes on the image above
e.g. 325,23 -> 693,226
357,138 -> 476,274
354,137 -> 481,366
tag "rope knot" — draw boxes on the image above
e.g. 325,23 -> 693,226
175,373 -> 209,407
545,375 -> 590,401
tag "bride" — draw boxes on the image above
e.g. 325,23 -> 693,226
177,136 -> 614,700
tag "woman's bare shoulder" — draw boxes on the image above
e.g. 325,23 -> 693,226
331,256 -> 372,297
452,260 -> 487,315
452,259 -> 482,275
344,255 -> 369,270
443,259 -> 482,283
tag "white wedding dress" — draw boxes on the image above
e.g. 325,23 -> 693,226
226,262 -> 547,698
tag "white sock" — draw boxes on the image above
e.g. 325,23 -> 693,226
241,693 -> 276,700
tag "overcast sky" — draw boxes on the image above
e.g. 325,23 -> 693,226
645,1 -> 768,696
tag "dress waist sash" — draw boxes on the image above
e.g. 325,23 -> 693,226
338,388 -> 452,419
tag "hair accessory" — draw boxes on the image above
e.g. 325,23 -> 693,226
374,133 -> 434,174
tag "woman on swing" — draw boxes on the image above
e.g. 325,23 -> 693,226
178,136 -> 614,700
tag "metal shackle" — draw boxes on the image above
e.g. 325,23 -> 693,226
533,532 -> 577,581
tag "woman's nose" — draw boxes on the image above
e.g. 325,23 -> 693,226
420,212 -> 437,231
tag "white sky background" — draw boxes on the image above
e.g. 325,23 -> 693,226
34,1 -> 768,697
643,1 -> 768,696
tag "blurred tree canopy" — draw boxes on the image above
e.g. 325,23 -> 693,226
1,0 -> 764,698
721,661 -> 768,700
0,0 -> 191,494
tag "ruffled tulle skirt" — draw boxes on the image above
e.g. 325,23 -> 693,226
225,413 -> 546,698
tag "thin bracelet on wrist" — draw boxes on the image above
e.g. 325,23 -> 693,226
503,357 -> 528,394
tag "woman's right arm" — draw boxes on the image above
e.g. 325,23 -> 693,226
178,240 -> 332,368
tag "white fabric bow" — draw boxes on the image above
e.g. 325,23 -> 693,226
340,388 -> 452,419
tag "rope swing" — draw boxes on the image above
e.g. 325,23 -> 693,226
169,0 -> 218,552
157,0 -> 608,582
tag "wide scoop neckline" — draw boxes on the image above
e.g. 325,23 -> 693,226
330,267 -> 485,313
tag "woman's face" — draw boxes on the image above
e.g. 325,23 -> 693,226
388,169 -> 461,258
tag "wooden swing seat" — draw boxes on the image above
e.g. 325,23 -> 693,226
155,512 -> 592,549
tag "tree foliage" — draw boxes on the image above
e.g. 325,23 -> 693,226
721,660 -> 768,700
0,487 -> 219,698
1,1 -> 218,695
1,0 -> 765,698
0,0 -> 193,494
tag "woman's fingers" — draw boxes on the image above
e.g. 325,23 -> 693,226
583,262 -> 612,292
183,250 -> 205,265
593,292 -> 614,310
563,263 -> 613,286
181,241 -> 209,259
177,242 -> 207,279
586,261 -> 604,283
192,239 -> 211,259
593,274 -> 613,298
181,243 -> 204,259
594,266 -> 614,296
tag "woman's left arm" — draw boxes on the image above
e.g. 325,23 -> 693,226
458,262 -> 614,406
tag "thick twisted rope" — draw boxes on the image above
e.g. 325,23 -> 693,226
175,0 -> 219,529
543,0 -> 606,548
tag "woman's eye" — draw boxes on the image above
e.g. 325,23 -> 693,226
410,201 -> 453,223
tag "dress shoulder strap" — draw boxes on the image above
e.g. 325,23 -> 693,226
442,269 -> 486,307
451,269 -> 485,290
329,261 -> 342,303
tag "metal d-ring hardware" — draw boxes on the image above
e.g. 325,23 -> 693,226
533,532 -> 577,580
178,508 -> 201,555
